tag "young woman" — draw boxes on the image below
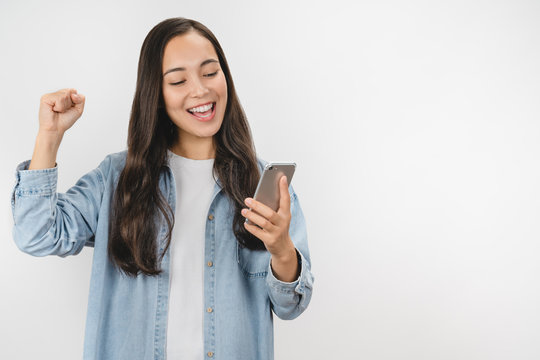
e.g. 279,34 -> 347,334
11,17 -> 313,360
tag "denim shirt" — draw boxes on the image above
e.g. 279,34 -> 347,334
10,150 -> 314,360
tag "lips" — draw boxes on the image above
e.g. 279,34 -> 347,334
187,102 -> 216,122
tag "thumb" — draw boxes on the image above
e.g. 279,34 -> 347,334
278,175 -> 291,214
71,92 -> 84,104
71,93 -> 85,111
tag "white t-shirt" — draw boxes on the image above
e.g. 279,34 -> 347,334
166,149 -> 216,360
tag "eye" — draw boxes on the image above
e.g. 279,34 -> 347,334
168,70 -> 219,86
204,70 -> 219,77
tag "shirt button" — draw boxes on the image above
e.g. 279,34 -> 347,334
207,351 -> 214,357
208,214 -> 214,220
207,261 -> 213,267
207,307 -> 213,313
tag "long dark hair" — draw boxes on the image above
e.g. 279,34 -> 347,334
108,18 -> 263,277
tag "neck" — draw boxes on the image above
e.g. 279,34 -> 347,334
169,134 -> 216,160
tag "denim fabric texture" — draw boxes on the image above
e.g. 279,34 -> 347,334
11,150 -> 314,360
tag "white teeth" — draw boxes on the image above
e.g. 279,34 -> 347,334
188,103 -> 213,113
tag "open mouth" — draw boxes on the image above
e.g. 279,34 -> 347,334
187,102 -> 216,121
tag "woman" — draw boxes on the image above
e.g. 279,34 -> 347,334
11,17 -> 313,360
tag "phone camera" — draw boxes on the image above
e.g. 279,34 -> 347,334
269,166 -> 274,170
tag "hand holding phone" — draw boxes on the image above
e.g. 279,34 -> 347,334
245,162 -> 296,226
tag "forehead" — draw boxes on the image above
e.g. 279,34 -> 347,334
162,31 -> 218,70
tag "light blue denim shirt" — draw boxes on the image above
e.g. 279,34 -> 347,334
11,150 -> 314,360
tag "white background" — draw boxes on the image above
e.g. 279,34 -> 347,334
1,0 -> 539,359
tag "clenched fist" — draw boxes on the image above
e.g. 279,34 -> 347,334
28,88 -> 86,170
39,88 -> 85,135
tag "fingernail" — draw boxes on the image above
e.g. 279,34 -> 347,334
245,198 -> 252,206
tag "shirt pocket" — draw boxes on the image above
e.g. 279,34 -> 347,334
236,243 -> 270,278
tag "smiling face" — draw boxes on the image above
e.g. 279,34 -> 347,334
161,31 -> 228,158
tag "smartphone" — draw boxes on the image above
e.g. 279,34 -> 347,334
245,162 -> 296,226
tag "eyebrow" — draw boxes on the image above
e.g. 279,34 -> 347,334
163,59 -> 219,76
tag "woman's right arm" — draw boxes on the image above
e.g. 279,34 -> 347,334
11,89 -> 107,257
30,88 -> 85,169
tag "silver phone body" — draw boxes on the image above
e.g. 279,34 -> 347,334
245,162 -> 296,225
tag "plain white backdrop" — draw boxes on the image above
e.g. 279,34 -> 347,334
1,0 -> 540,359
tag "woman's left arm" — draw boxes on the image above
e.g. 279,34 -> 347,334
242,176 -> 314,320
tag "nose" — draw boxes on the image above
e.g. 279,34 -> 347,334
189,76 -> 210,98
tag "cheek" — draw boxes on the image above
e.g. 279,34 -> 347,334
162,87 -> 172,106
163,88 -> 183,109
219,78 -> 228,102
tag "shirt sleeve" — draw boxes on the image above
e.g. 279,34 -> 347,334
265,186 -> 314,320
11,158 -> 107,257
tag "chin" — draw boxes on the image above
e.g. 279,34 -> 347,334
195,123 -> 223,138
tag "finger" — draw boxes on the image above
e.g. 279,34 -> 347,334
51,91 -> 76,112
62,88 -> 79,106
71,92 -> 84,104
71,93 -> 85,113
244,197 -> 279,225
241,208 -> 276,231
243,221 -> 270,244
41,93 -> 61,110
277,176 -> 291,216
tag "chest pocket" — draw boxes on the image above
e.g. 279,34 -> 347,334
236,243 -> 270,278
